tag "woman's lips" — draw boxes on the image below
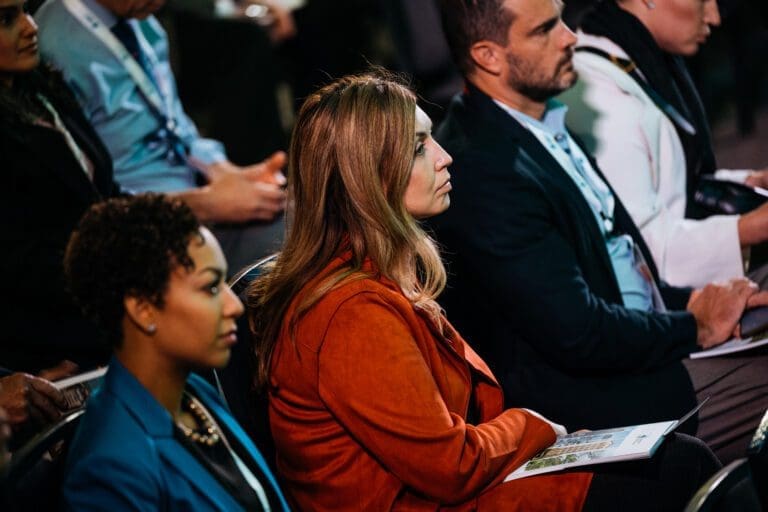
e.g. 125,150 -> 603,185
19,42 -> 38,54
219,331 -> 238,345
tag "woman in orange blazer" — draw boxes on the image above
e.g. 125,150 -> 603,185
247,73 -> 719,511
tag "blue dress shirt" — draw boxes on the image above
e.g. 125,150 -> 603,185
36,0 -> 227,193
496,99 -> 654,311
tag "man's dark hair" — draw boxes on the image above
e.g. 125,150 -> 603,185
64,194 -> 201,347
439,0 -> 515,76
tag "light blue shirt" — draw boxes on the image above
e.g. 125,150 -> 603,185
36,0 -> 227,193
496,99 -> 654,311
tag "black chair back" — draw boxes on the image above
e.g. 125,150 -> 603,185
218,254 -> 279,470
747,408 -> 768,509
1,409 -> 85,511
684,458 -> 762,512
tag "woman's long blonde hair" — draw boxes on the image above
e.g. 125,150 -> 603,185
248,72 -> 447,388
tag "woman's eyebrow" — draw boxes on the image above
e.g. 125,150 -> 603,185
197,267 -> 225,280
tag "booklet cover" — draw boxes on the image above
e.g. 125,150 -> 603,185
53,367 -> 107,411
504,400 -> 707,481
690,330 -> 768,359
504,421 -> 673,481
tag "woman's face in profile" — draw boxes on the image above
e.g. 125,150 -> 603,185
649,0 -> 720,56
0,0 -> 39,79
148,227 -> 244,370
403,106 -> 454,219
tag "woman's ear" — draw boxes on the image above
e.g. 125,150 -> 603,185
469,41 -> 505,75
124,295 -> 157,335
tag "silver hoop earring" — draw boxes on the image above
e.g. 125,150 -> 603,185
146,324 -> 157,334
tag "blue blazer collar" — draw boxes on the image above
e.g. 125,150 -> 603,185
103,358 -> 174,438
104,360 -> 289,511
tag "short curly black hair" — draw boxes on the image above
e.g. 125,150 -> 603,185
64,194 -> 201,348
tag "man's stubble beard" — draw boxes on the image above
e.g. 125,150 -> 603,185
505,51 -> 578,103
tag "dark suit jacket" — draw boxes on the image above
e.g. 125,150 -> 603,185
427,82 -> 699,433
0,91 -> 118,372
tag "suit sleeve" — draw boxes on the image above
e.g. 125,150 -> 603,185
439,150 -> 697,374
316,292 -> 557,504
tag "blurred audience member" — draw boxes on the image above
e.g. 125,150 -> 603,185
718,0 -> 768,136
1,0 -> 117,372
382,0 -> 462,125
283,0 -> 383,105
164,0 -> 291,167
561,0 -> 768,288
36,0 -> 287,272
62,194 -> 289,511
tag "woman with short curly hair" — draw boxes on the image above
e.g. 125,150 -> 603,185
62,193 -> 289,511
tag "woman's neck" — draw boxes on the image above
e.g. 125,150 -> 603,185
116,348 -> 189,419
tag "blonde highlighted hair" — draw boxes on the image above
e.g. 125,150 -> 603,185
248,72 -> 447,388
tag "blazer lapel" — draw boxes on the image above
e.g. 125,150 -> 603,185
153,439 -> 241,511
188,378 -> 291,511
464,84 -> 621,291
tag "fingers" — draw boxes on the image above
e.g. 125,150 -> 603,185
265,150 -> 287,170
746,291 -> 768,309
247,183 -> 287,220
0,374 -> 33,426
28,375 -> 67,410
26,383 -> 62,423
37,359 -> 78,382
243,152 -> 288,185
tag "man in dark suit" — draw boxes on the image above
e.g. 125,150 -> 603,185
429,0 -> 768,463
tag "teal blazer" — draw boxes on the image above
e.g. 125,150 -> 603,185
62,359 -> 289,511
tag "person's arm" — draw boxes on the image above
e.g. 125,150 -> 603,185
317,292 -> 557,504
178,152 -> 287,223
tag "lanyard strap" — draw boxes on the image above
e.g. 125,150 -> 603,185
575,46 -> 696,136
37,94 -> 93,180
62,0 -> 178,134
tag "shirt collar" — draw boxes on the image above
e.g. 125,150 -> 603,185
494,98 -> 569,138
82,0 -> 119,28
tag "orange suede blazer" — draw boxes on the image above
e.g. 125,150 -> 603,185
268,258 -> 592,511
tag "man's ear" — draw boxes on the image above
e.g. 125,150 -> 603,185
469,41 -> 505,75
124,295 -> 156,334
